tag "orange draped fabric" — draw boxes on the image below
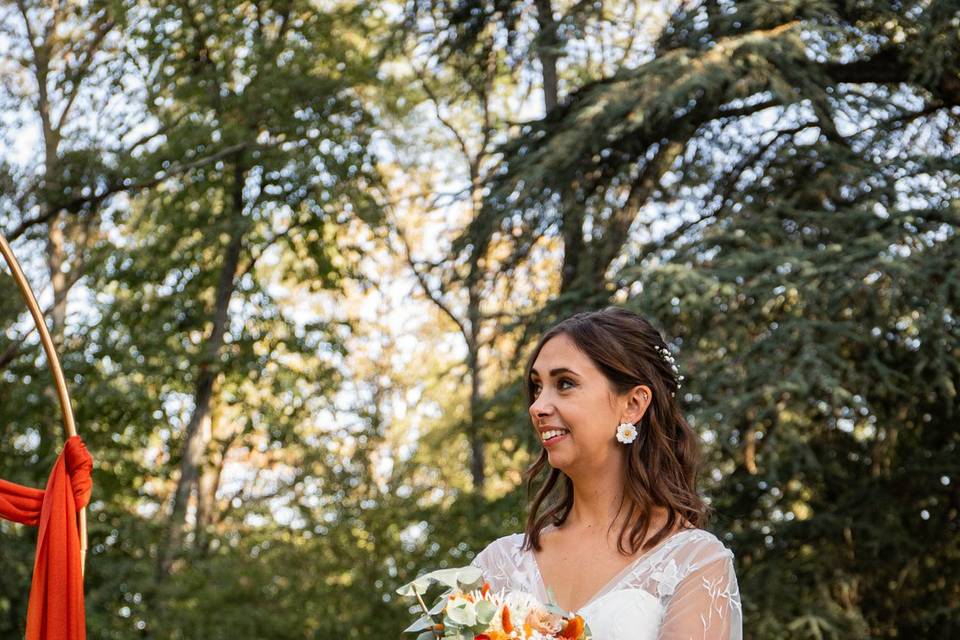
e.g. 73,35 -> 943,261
0,436 -> 92,640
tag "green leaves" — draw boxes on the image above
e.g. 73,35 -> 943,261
396,565 -> 483,596
396,565 -> 505,638
403,615 -> 436,633
2,2 -> 958,638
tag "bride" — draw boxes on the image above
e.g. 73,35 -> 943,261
472,307 -> 742,639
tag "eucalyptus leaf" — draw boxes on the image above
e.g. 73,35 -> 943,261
446,601 -> 477,626
475,599 -> 497,625
459,573 -> 485,592
398,566 -> 483,595
441,614 -> 464,638
429,596 -> 448,615
403,615 -> 436,633
440,566 -> 484,589
396,575 -> 434,597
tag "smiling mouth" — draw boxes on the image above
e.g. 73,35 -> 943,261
540,429 -> 569,443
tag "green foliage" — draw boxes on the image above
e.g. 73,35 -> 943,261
624,135 -> 959,637
468,1 -> 960,637
2,1 -> 958,639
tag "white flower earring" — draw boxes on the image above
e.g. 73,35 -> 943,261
616,421 -> 638,444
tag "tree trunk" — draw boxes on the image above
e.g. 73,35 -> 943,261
193,390 -> 224,554
534,0 -> 560,113
160,159 -> 246,575
538,0 -> 592,308
466,164 -> 487,491
466,330 -> 485,491
42,214 -> 70,448
559,134 -> 685,305
46,218 -> 68,345
558,206 -> 588,297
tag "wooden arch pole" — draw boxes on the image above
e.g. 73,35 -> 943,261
0,232 -> 88,574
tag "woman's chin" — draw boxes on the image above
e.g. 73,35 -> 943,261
545,450 -> 573,470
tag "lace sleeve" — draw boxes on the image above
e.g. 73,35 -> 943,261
657,545 -> 742,640
470,536 -> 514,593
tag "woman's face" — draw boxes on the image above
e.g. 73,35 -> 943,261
528,333 -> 648,472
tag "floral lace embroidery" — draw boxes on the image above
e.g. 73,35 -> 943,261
471,528 -> 742,639
651,558 -> 683,598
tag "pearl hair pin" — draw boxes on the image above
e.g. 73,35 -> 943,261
654,344 -> 685,396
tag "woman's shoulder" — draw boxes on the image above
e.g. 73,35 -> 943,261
674,527 -> 735,555
661,526 -> 737,574
621,527 -> 737,598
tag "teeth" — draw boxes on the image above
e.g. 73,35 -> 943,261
541,429 -> 568,441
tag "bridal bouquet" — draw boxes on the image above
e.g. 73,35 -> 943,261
396,566 -> 591,640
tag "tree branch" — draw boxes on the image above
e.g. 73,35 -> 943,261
4,142 -> 250,242
54,13 -> 115,133
415,65 -> 475,164
389,213 -> 469,340
825,48 -> 960,105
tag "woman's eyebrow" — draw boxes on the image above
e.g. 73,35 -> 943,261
530,367 -> 580,378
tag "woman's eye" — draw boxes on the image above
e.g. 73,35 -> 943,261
531,379 -> 574,396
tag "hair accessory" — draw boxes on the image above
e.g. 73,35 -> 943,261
654,344 -> 684,397
616,422 -> 638,444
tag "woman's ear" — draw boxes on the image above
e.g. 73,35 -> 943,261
622,384 -> 652,424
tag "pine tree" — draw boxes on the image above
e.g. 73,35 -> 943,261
474,1 -> 960,636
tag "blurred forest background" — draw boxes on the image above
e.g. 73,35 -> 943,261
1,0 -> 958,638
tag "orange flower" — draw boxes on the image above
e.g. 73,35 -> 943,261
481,582 -> 491,597
502,604 -> 514,633
558,615 -> 585,639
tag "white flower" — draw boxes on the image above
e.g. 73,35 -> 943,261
651,559 -> 683,598
499,590 -> 538,627
616,422 -> 638,444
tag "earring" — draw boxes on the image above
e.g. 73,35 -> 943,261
616,421 -> 638,444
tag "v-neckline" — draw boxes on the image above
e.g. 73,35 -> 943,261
528,525 -> 693,613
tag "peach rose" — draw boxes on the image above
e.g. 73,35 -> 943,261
524,605 -> 564,635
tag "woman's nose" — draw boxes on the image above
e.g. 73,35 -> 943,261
530,393 -> 552,417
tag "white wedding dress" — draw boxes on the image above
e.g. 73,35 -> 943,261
471,526 -> 742,640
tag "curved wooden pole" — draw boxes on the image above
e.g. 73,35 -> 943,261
0,232 -> 87,575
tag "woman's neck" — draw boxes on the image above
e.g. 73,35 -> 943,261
563,457 -> 668,538
565,456 -> 631,532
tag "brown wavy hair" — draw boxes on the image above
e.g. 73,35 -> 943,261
521,306 -> 709,555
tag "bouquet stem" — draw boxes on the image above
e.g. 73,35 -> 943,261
411,585 -> 444,638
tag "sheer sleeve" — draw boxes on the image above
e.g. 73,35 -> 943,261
470,535 -> 517,593
657,545 -> 742,640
